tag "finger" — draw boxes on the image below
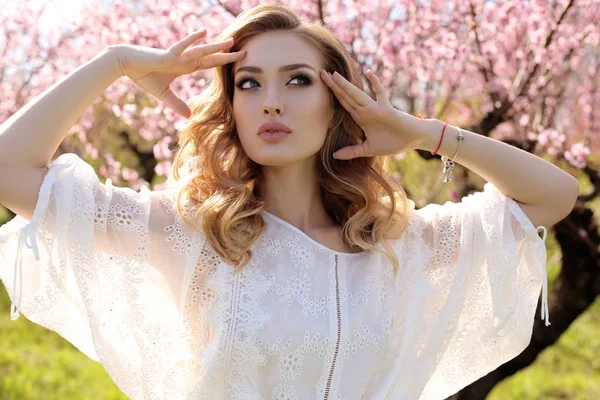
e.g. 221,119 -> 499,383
169,29 -> 207,55
183,38 -> 235,59
335,93 -> 357,115
334,142 -> 369,160
162,88 -> 192,119
366,69 -> 390,105
331,71 -> 372,107
321,71 -> 360,110
326,78 -> 359,114
189,50 -> 246,70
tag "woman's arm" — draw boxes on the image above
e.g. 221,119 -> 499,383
0,46 -> 123,168
0,46 -> 123,221
407,115 -> 579,228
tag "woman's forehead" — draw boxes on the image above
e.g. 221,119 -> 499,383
234,32 -> 322,70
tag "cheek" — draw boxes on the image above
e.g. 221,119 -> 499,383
306,88 -> 334,132
232,99 -> 257,151
232,97 -> 251,132
232,95 -> 242,120
291,86 -> 330,116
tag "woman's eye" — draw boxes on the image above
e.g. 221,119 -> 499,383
289,75 -> 312,85
236,78 -> 259,90
235,74 -> 312,90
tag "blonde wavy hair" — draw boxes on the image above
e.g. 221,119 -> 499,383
167,3 -> 415,276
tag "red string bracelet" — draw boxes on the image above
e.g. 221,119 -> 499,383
417,115 -> 447,156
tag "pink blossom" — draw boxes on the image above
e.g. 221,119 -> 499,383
565,143 -> 591,170
1,0 -> 596,196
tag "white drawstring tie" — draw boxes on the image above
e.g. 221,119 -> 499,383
536,225 -> 550,326
11,225 -> 40,320
10,168 -> 56,320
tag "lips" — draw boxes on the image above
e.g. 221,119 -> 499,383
258,121 -> 292,135
258,131 -> 291,141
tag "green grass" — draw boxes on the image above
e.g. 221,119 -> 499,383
0,282 -> 127,400
489,298 -> 600,399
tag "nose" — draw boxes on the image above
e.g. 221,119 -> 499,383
263,105 -> 282,115
262,87 -> 284,115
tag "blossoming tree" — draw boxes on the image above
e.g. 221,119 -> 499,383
1,0 -> 598,398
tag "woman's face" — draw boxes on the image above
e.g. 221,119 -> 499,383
232,31 -> 334,167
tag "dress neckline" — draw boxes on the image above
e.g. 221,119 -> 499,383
260,211 -> 368,258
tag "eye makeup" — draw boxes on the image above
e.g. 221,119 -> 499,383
235,73 -> 313,90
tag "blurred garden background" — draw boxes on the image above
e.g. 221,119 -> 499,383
1,0 -> 599,399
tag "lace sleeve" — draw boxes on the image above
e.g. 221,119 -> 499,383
0,153 -> 204,399
391,182 -> 549,400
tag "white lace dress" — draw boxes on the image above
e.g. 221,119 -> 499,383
0,153 -> 550,400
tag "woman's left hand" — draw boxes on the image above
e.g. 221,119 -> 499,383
320,69 -> 423,160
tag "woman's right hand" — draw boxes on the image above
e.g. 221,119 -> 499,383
112,29 -> 245,119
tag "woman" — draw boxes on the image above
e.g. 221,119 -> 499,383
0,3 -> 578,399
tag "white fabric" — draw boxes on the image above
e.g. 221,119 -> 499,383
0,153 -> 550,400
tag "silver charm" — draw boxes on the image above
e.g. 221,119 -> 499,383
442,157 -> 455,182
440,127 -> 464,183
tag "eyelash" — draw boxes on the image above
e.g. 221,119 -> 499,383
234,73 -> 313,90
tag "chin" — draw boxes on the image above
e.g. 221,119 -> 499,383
240,139 -> 323,166
245,149 -> 315,167
249,154 -> 301,167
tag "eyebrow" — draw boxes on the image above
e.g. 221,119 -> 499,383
234,63 -> 316,76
